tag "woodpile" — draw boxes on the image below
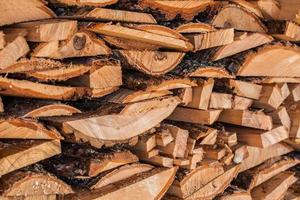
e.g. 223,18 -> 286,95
1,0 -> 300,199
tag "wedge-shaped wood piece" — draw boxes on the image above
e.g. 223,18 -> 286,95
253,84 -> 284,110
50,0 -> 117,7
133,134 -> 156,152
87,23 -> 193,52
204,147 -> 227,160
13,20 -> 78,42
269,106 -> 291,130
186,28 -> 234,51
273,22 -> 300,41
0,118 -> 62,140
0,77 -> 88,100
72,8 -> 156,24
0,140 -> 61,177
0,170 -> 73,197
233,96 -> 253,110
141,155 -> 174,168
232,144 -> 249,164
176,22 -> 215,34
226,125 -> 289,148
0,0 -> 56,26
219,110 -> 273,130
185,165 -> 240,200
168,163 -> 224,198
237,45 -> 300,77
46,97 -> 179,148
289,112 -> 300,138
209,92 -> 232,109
288,83 -> 300,102
156,128 -> 174,147
229,0 -> 263,17
251,172 -> 297,200
66,167 -> 177,200
240,143 -> 293,172
236,156 -> 300,190
189,67 -> 234,78
217,132 -> 238,147
168,107 -> 222,125
211,33 -> 273,61
33,31 -> 111,59
139,0 -> 215,20
212,5 -> 267,32
0,36 -> 29,70
0,31 -> 5,49
91,163 -> 154,189
119,50 -> 184,76
229,79 -> 262,100
24,104 -> 81,118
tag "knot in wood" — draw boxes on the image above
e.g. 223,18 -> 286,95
73,35 -> 86,50
154,52 -> 167,61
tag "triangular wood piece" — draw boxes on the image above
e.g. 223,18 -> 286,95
23,104 -> 81,118
253,84 -> 284,110
0,140 -> 61,177
176,22 -> 215,34
209,92 -> 233,109
273,21 -> 300,41
189,67 -> 234,78
50,0 -> 117,7
0,0 -> 56,26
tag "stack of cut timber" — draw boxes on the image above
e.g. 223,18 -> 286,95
0,0 -> 300,199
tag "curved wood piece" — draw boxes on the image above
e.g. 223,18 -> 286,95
0,118 -> 62,140
32,31 -> 111,59
176,22 -> 215,34
189,67 -> 234,78
50,0 -> 117,7
139,0 -> 215,20
0,0 -> 56,26
229,0 -> 263,18
0,171 -> 73,197
219,192 -> 251,200
212,5 -> 267,33
91,163 -> 153,189
23,104 -> 81,118
120,50 -> 184,76
237,45 -> 300,77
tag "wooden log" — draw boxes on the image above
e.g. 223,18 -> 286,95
177,87 -> 193,105
176,22 -> 215,34
212,4 -> 267,32
186,28 -> 234,51
268,106 -> 291,130
289,84 -> 300,102
87,23 -> 193,52
211,33 -> 273,61
229,79 -> 262,100
289,112 -> 300,138
218,109 -> 273,130
0,0 -> 55,26
133,148 -> 159,159
278,83 -> 290,101
141,155 -> 174,168
232,144 -> 249,164
0,118 -> 62,140
233,96 -> 253,110
251,171 -> 297,200
50,0 -> 117,7
133,134 -> 156,152
209,92 -> 232,109
156,128 -> 174,147
168,107 -> 222,125
0,36 -> 30,71
23,104 -> 81,118
273,21 -> 300,41
199,130 -> 217,145
12,19 -> 78,42
253,84 -> 284,110
32,31 -> 111,59
189,67 -> 234,79
229,0 -> 263,18
0,140 -> 61,177
181,153 -> 203,170
204,147 -> 227,160
217,132 -> 238,147
0,31 -> 5,50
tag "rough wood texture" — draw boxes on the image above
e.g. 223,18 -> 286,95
176,22 -> 215,34
50,0 -> 117,7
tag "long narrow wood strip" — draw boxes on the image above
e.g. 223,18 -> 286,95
50,0 -> 117,7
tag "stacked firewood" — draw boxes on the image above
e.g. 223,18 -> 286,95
1,0 -> 300,199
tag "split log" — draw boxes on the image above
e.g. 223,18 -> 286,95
218,109 -> 273,130
189,67 -> 234,78
237,45 -> 300,77
66,167 -> 177,200
0,77 -> 88,100
204,147 -> 227,160
0,140 -> 61,177
289,112 -> 300,138
233,96 -> 253,110
209,92 -> 232,109
13,19 -> 78,42
273,22 -> 300,41
217,132 -> 238,147
119,50 -> 184,76
0,36 -> 30,71
87,23 -> 193,52
168,107 -> 222,125
199,130 -> 217,145
288,84 -> 300,102
229,0 -> 263,18
232,144 -> 249,164
236,156 -> 300,190
251,171 -> 297,200
210,33 -> 273,61
176,22 -> 215,34
177,87 -> 192,105
269,106 -> 291,130
0,118 -> 62,140
186,28 -> 234,51
228,79 -> 262,100
253,84 -> 284,110
0,0 -> 55,26
23,104 -> 81,118
141,155 -> 174,168
50,0 -> 117,7
0,170 -> 73,197
0,31 -> 5,50
156,128 -> 174,147
45,97 -> 179,148
139,0 -> 216,20
212,4 -> 267,32
217,191 -> 252,200
240,143 -> 294,172
133,134 -> 156,152
32,31 -> 111,59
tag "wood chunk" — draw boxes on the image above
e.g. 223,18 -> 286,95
229,79 -> 262,100
182,153 -> 203,170
0,31 -> 5,50
119,50 -> 184,76
23,104 -> 81,118
0,140 -> 61,177
217,132 -> 238,147
218,191 -> 252,200
278,83 -> 290,101
229,0 -> 263,18
200,130 -> 218,145
156,128 -> 174,147
13,19 -> 78,42
0,36 -> 29,70
237,45 -> 300,77
158,125 -> 189,158
141,155 -> 174,168
186,78 -> 214,110
233,96 -> 253,110
186,28 -> 234,51
226,125 -> 289,148
211,33 -> 273,61
168,107 -> 222,125
232,144 -> 249,164
133,149 -> 159,159
189,67 -> 234,78
32,31 -> 111,59
251,172 -> 298,200
274,21 -> 300,41
204,147 -> 227,160
254,84 -> 284,110
212,4 -> 267,32
50,0 -> 117,7
168,163 -> 224,198
0,77 -> 88,100
0,118 -> 62,140
209,92 -> 232,109
289,83 -> 300,102
240,143 -> 293,172
133,134 -> 156,152
269,106 -> 291,130
91,163 -> 154,189
218,109 -> 273,130
185,138 -> 196,157
0,0 -> 55,26
289,112 -> 300,138
176,22 -> 215,34
87,23 -> 193,52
